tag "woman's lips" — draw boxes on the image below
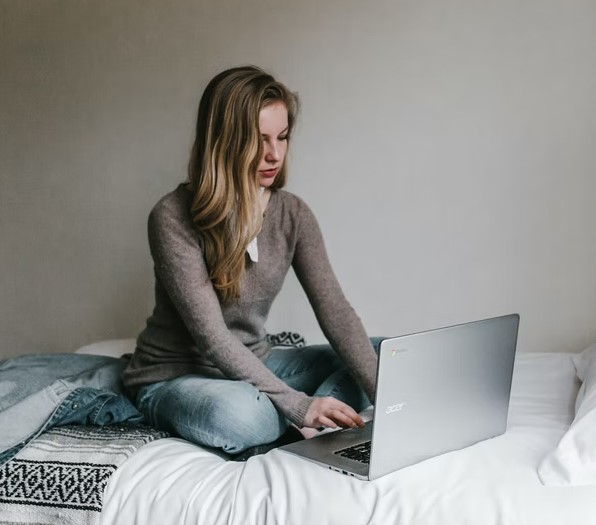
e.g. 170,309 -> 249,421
260,168 -> 278,178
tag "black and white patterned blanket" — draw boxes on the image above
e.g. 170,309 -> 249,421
266,331 -> 306,348
0,424 -> 167,525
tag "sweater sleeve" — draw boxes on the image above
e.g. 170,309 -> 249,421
291,199 -> 378,403
148,203 -> 312,426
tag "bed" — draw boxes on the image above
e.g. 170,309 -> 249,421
3,342 -> 596,525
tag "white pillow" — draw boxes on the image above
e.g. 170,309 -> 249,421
75,338 -> 136,358
538,343 -> 596,485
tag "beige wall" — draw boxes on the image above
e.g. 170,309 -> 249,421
1,0 -> 595,358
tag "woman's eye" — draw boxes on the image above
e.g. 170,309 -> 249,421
279,135 -> 288,141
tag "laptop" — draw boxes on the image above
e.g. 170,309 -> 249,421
279,313 -> 520,480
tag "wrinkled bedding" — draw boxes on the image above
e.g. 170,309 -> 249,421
99,353 -> 596,525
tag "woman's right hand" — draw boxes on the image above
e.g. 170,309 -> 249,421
302,397 -> 365,430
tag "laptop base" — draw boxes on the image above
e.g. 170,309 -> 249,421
280,422 -> 372,480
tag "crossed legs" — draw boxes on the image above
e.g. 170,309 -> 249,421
136,339 -> 382,453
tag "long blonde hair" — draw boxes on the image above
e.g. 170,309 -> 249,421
187,66 -> 299,303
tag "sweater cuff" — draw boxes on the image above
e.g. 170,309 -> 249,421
288,395 -> 314,427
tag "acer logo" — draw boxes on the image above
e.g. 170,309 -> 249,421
385,403 -> 407,414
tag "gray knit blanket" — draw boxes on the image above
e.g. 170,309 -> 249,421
0,424 -> 167,525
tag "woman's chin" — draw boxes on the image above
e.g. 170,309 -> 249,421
258,176 -> 276,188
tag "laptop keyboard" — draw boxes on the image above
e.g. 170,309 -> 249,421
334,440 -> 371,464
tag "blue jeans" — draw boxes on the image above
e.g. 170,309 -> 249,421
0,353 -> 142,465
136,338 -> 383,453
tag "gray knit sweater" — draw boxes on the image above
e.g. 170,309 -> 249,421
122,184 -> 377,426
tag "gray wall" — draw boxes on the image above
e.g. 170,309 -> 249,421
1,0 -> 595,358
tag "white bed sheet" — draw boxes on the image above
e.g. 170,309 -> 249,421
100,353 -> 596,525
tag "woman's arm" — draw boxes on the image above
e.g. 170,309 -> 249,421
291,198 -> 378,403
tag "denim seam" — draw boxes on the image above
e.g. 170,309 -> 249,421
48,389 -> 81,426
90,395 -> 114,425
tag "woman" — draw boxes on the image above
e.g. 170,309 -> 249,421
122,66 -> 378,457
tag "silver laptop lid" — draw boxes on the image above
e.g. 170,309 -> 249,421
368,313 -> 519,480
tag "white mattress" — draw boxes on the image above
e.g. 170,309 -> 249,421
100,353 -> 596,525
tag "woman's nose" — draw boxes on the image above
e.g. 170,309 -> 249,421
264,141 -> 280,162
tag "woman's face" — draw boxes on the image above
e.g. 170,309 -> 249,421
257,101 -> 288,188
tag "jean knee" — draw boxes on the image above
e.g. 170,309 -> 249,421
201,383 -> 285,451
137,377 -> 286,453
172,380 -> 285,452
